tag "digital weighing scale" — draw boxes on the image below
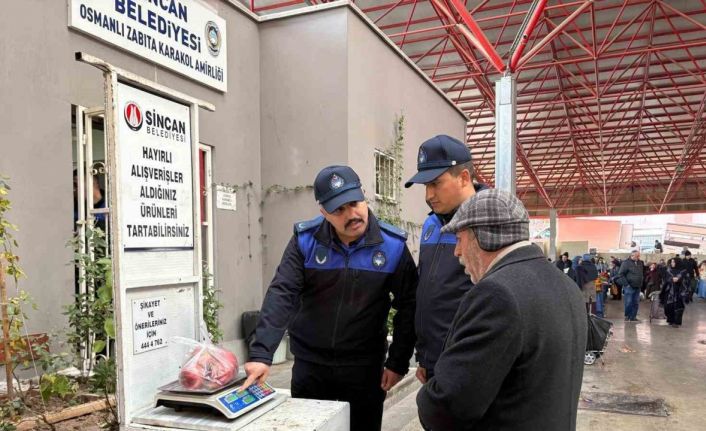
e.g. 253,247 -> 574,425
132,372 -> 288,431
154,375 -> 277,420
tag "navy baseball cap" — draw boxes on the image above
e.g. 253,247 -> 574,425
405,135 -> 471,188
314,165 -> 365,213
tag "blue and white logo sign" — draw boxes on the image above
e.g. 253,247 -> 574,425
205,21 -> 221,56
372,250 -> 386,268
315,246 -> 328,265
330,174 -> 345,190
418,148 -> 427,164
69,0 -> 228,91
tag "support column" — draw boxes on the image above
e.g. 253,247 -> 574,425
549,208 -> 558,261
495,74 -> 517,194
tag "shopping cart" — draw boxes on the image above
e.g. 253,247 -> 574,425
585,307 -> 613,365
649,291 -> 666,323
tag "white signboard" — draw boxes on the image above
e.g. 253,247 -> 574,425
117,83 -> 194,249
69,0 -> 228,91
132,296 -> 169,354
216,185 -> 236,211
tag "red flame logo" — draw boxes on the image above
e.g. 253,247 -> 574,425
124,101 -> 143,131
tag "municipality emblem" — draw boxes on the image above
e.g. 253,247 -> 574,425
315,246 -> 328,265
205,21 -> 222,56
124,101 -> 143,131
372,250 -> 386,268
418,148 -> 427,164
423,225 -> 435,241
330,174 -> 345,190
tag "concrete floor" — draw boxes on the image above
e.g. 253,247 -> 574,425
578,297 -> 706,431
383,298 -> 706,431
267,298 -> 706,430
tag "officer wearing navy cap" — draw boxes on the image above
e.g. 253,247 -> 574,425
405,135 -> 488,384
243,165 -> 418,431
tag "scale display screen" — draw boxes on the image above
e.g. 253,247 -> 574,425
217,382 -> 275,414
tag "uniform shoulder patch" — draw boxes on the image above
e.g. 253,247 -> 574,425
294,216 -> 324,234
378,221 -> 408,240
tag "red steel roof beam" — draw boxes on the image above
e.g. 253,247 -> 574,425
361,0 -> 417,14
453,80 -> 706,106
659,90 -> 706,212
606,3 -> 658,198
446,0 -> 507,73
657,0 -> 706,32
510,0 -> 549,72
426,35 -> 706,78
252,0 -> 306,13
515,0 -> 594,70
372,0 -> 407,25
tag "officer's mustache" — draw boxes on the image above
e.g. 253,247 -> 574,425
345,218 -> 364,228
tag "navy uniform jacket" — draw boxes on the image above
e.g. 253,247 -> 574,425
249,211 -> 418,375
415,184 -> 487,372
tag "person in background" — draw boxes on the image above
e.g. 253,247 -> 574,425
595,256 -> 608,273
660,257 -> 688,328
609,259 -> 622,300
654,239 -> 663,254
618,250 -> 644,322
645,262 -> 661,297
556,252 -> 571,271
416,189 -> 586,431
697,261 -> 706,300
683,250 -> 699,303
572,255 -> 582,269
556,252 -> 577,284
73,169 -> 106,232
576,253 -> 599,312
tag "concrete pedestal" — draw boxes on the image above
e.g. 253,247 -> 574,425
131,394 -> 349,431
242,398 -> 349,431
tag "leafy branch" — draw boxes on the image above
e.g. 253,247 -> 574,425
202,264 -> 223,343
64,225 -> 115,381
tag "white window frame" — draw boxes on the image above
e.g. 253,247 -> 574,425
199,144 -> 215,292
374,149 -> 397,203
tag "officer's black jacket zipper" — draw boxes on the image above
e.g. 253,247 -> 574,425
331,252 -> 348,351
330,238 -> 383,352
419,232 -> 443,366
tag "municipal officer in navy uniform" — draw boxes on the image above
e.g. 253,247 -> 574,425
243,165 -> 418,431
404,135 -> 487,384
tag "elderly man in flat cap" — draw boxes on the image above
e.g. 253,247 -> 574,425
416,189 -> 587,431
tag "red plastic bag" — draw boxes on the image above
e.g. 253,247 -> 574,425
173,337 -> 239,391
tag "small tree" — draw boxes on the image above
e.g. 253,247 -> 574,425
0,177 -> 76,428
202,264 -> 224,343
0,176 -> 25,400
65,225 -> 115,379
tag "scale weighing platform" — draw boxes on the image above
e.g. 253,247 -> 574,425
155,379 -> 277,419
132,373 -> 288,431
